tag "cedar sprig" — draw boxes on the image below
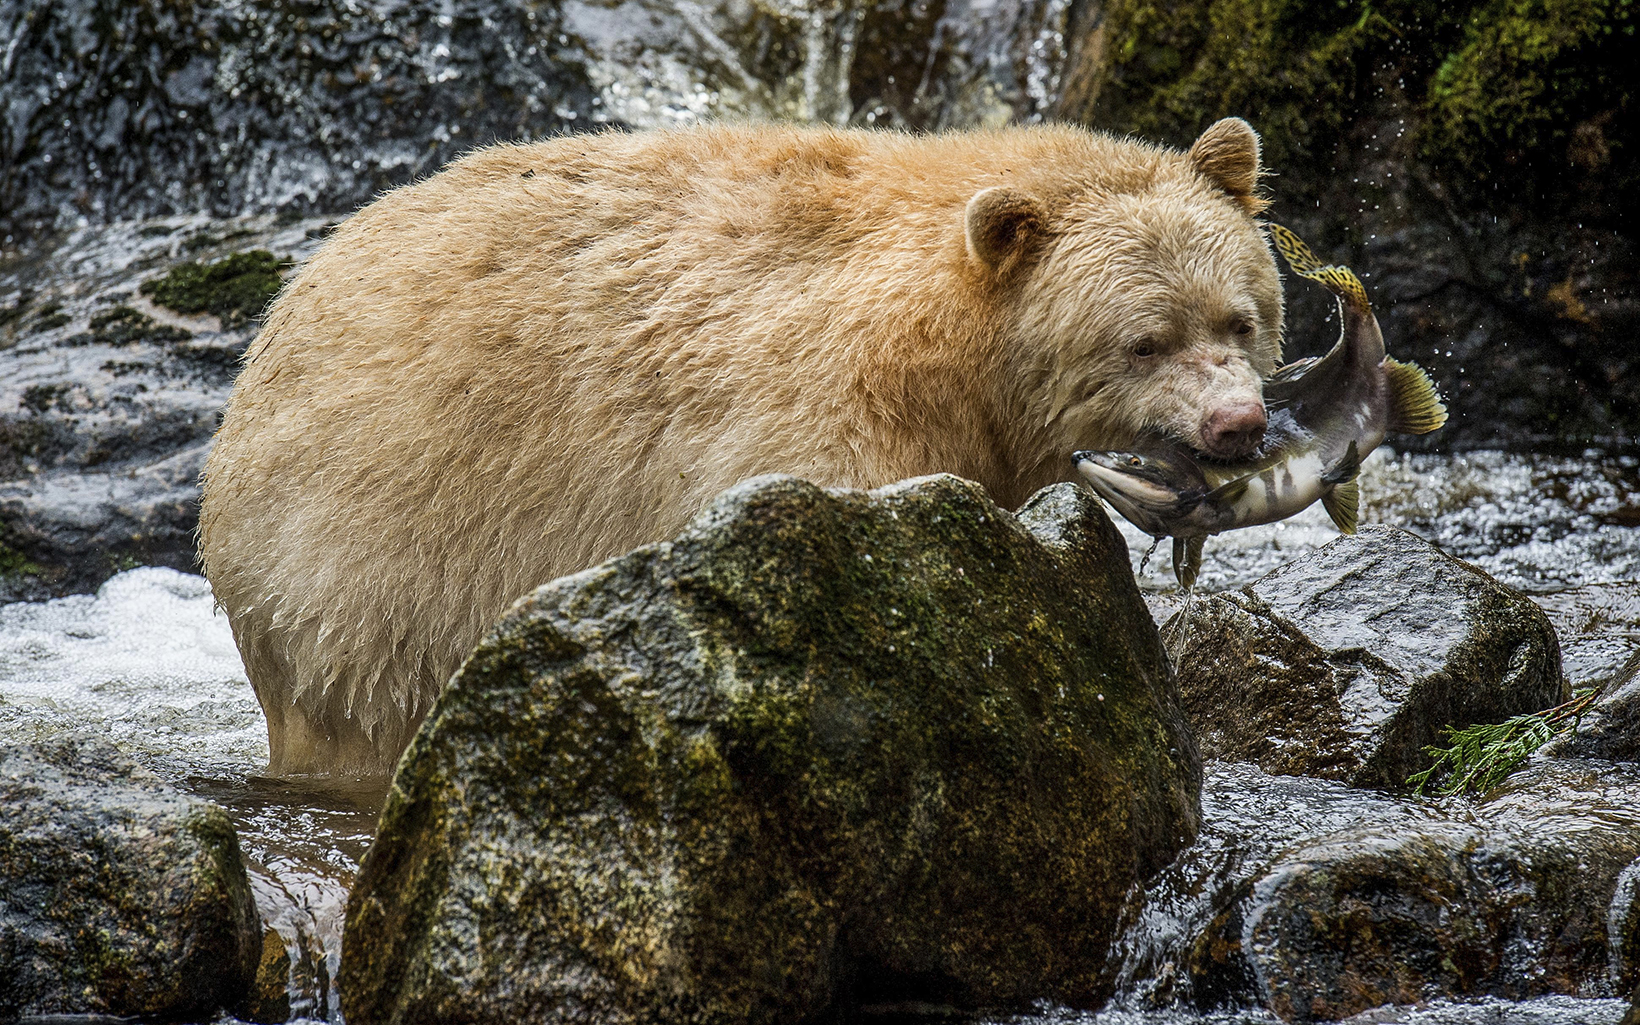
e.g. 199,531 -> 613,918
1408,687 -> 1600,797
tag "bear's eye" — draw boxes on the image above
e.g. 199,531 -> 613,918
1230,317 -> 1255,337
1131,339 -> 1157,359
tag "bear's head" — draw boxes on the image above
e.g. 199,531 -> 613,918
971,118 -> 1283,464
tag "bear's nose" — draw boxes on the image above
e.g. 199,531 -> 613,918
1200,401 -> 1267,458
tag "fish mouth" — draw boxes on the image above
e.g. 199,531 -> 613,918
1072,452 -> 1179,535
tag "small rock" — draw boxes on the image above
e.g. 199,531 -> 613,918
0,734 -> 261,1020
1165,526 -> 1565,789
341,475 -> 1200,1023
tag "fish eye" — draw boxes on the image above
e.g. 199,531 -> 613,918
1128,456 -> 1143,466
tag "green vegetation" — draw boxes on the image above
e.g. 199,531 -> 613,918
67,306 -> 191,347
139,250 -> 288,328
1084,0 -> 1639,210
19,384 -> 70,415
1409,687 -> 1600,796
0,541 -> 42,580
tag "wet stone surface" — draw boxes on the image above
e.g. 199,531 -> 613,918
0,732 -> 261,1021
2,0 -> 1074,243
0,216 -> 326,601
1163,526 -> 1565,790
0,567 -> 368,1023
342,475 -> 1199,1023
1102,760 -> 1640,1024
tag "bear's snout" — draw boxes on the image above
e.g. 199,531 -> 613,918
1199,401 -> 1267,458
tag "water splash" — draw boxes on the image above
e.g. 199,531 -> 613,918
0,568 -> 360,1019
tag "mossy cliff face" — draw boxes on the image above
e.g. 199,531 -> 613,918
341,474 -> 1200,1024
1064,0 -> 1639,450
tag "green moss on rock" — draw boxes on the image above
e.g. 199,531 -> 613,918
0,735 -> 260,1020
342,474 -> 1201,1024
66,306 -> 192,347
1080,0 -> 1639,210
139,251 -> 289,328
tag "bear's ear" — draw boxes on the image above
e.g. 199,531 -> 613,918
965,186 -> 1044,274
1188,118 -> 1264,212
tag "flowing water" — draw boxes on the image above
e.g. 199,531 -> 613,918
2,449 -> 1637,1022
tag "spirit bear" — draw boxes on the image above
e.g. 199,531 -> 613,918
200,119 -> 1283,776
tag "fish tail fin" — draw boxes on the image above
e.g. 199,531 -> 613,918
1172,535 -> 1204,590
1384,357 -> 1449,434
1268,223 -> 1324,275
1320,440 -> 1361,534
1269,223 -> 1371,313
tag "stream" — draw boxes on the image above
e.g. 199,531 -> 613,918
2,450 -> 1636,1023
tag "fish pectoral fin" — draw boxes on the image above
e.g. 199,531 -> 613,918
1263,357 -> 1318,403
1384,357 -> 1449,435
1322,479 -> 1359,534
1320,440 -> 1361,534
1172,535 -> 1205,590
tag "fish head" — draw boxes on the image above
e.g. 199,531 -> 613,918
1073,447 -> 1208,537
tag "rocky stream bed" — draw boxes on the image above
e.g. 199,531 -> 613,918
4,0 -> 1640,1020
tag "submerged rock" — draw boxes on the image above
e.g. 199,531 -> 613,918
1105,760 -> 1640,1023
1166,525 -> 1565,790
0,733 -> 261,1020
342,474 -> 1199,1023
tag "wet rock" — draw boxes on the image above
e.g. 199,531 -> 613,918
342,475 -> 1199,1023
1166,525 -> 1565,790
0,216 -> 325,600
3,0 -> 1072,245
0,733 -> 261,1020
1538,582 -> 1640,762
1104,760 -> 1640,1023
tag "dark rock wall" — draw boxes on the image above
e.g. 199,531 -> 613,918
1062,0 -> 1640,450
1,0 -> 597,242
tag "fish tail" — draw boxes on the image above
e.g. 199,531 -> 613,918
1268,223 -> 1372,313
1384,357 -> 1449,434
1268,223 -> 1323,274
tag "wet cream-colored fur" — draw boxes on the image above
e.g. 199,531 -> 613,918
200,120 -> 1284,776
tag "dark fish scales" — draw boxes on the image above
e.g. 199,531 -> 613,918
1074,224 -> 1448,588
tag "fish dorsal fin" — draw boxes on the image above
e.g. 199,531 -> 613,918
1319,440 -> 1361,534
1172,535 -> 1205,590
1384,357 -> 1449,434
1268,223 -> 1371,313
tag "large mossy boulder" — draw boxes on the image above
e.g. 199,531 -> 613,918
341,474 -> 1200,1024
0,734 -> 261,1020
1166,526 -> 1565,790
